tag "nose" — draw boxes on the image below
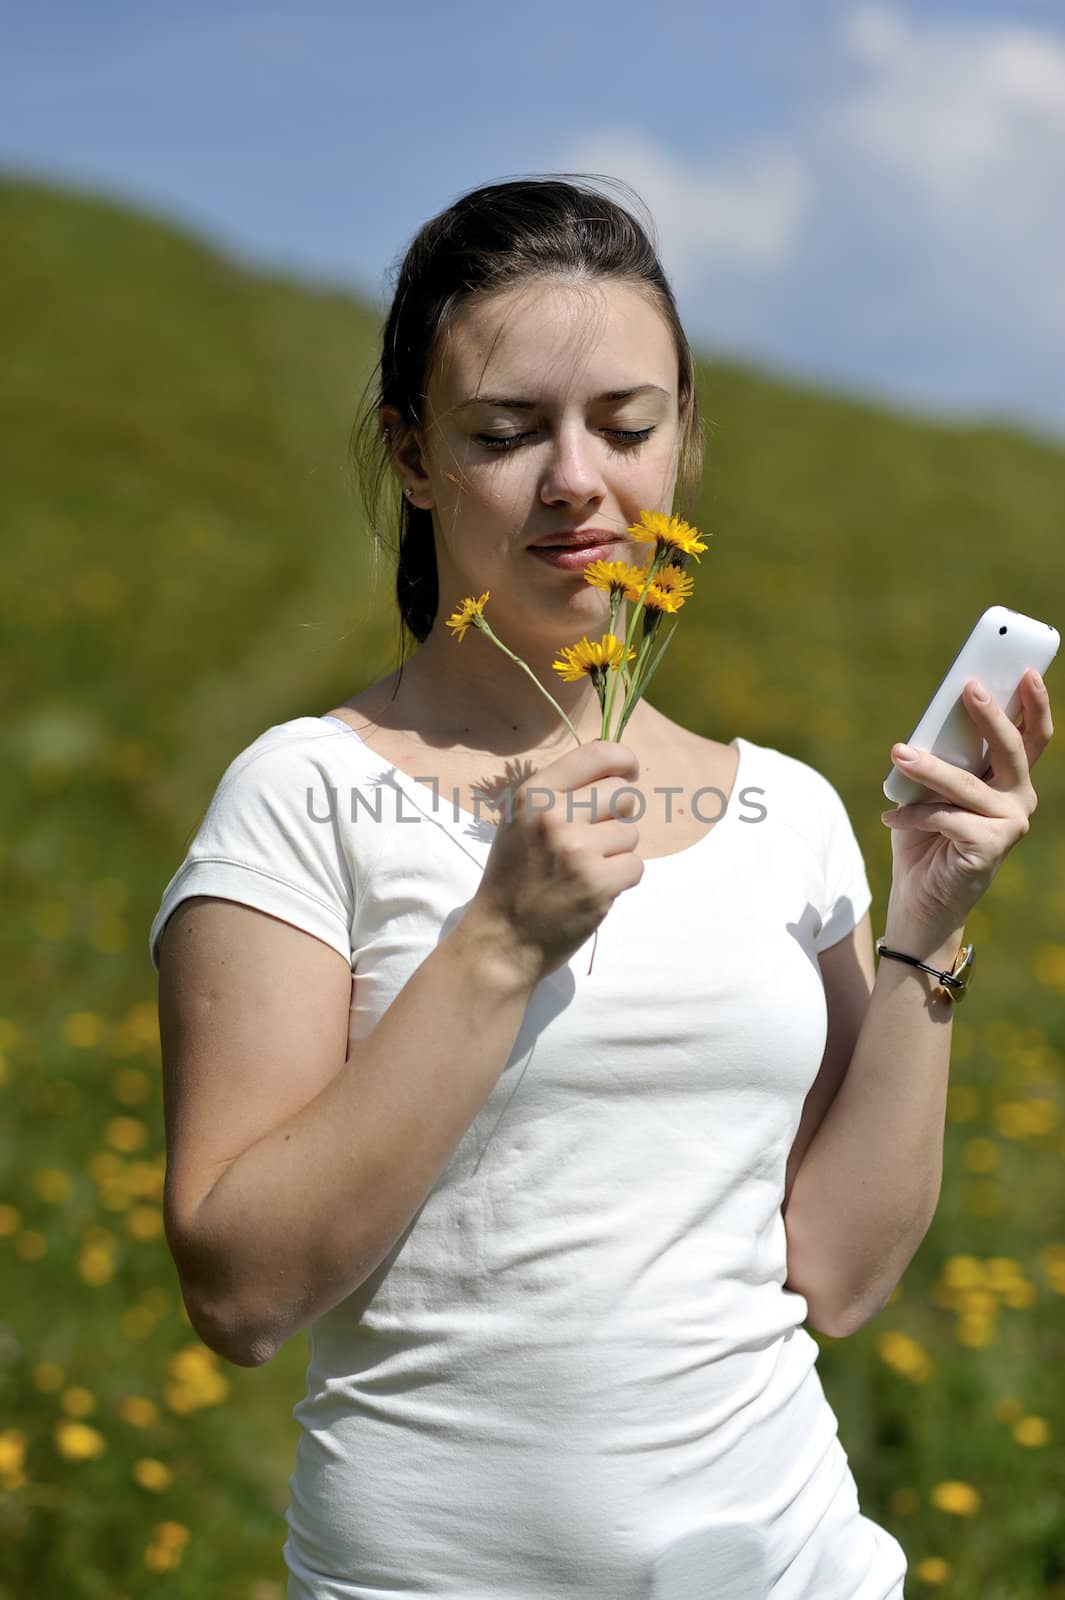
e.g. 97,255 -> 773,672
538,420 -> 606,510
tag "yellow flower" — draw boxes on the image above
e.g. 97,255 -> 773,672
133,1457 -> 173,1491
33,1168 -> 74,1204
32,1363 -> 65,1393
55,1420 -> 107,1461
444,592 -> 490,642
875,1330 -> 934,1383
552,634 -> 637,684
994,1395 -> 1024,1425
1013,1414 -> 1050,1447
643,582 -> 687,614
120,1396 -> 160,1428
60,1387 -> 96,1418
0,1430 -> 28,1477
962,1137 -> 1000,1173
165,1343 -> 229,1412
62,1011 -> 105,1048
106,1116 -> 149,1154
930,1480 -> 981,1516
627,509 -> 709,563
914,1556 -> 952,1584
582,559 -> 648,595
649,562 -> 695,597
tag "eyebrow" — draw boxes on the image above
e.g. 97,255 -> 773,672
457,383 -> 671,410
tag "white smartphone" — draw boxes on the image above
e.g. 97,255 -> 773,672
883,605 -> 1059,806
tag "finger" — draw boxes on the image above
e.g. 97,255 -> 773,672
1016,669 -> 1055,773
962,677 -> 1036,791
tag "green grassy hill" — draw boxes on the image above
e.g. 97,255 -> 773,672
2,171 -> 1064,1598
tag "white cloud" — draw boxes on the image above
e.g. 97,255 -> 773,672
561,6 -> 1065,425
561,129 -> 810,287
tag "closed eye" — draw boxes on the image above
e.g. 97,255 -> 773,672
474,427 -> 654,452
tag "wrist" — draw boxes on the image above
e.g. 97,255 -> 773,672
453,900 -> 545,998
881,922 -> 967,973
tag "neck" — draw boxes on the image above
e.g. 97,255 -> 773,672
384,622 -> 650,753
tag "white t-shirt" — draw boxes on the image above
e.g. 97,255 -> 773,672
149,715 -> 908,1600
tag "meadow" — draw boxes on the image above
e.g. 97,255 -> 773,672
1,170 -> 1064,1598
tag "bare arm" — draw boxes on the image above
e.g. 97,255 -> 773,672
160,899 -> 539,1369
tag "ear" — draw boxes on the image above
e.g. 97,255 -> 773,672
379,405 -> 434,509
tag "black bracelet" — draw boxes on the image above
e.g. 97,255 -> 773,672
875,937 -> 974,1001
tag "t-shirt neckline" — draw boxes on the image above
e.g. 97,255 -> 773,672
315,716 -> 747,870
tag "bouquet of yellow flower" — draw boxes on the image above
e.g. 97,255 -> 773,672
445,509 -> 708,745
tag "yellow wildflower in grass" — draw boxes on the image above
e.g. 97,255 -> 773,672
914,1556 -> 952,1585
106,1116 -> 149,1154
55,1420 -> 106,1461
32,1363 -> 65,1393
126,1205 -> 165,1241
61,1011 -> 106,1048
955,1313 -> 996,1349
941,1254 -> 985,1289
33,1168 -> 73,1204
627,509 -> 709,564
444,591 -> 491,643
78,1241 -> 115,1286
144,1521 -> 190,1573
930,1480 -> 981,1516
0,1204 -> 20,1237
983,1257 -> 1023,1291
994,1395 -> 1024,1425
133,1457 -> 173,1491
0,1429 -> 28,1492
60,1387 -> 96,1418
875,1331 -> 934,1383
1013,1415 -> 1051,1447
165,1344 -> 230,1413
999,1278 -> 1037,1310
552,634 -> 637,685
956,1287 -> 997,1317
119,1396 -> 160,1428
962,1137 -> 1000,1173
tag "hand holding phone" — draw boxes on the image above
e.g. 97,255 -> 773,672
883,606 -> 1059,807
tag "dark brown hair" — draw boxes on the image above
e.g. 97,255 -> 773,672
350,174 -> 705,660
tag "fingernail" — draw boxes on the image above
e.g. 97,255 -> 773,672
970,679 -> 990,703
894,743 -> 916,761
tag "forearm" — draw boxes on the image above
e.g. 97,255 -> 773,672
782,916 -> 966,1338
177,908 -> 539,1367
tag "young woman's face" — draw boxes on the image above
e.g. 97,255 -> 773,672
414,276 -> 686,646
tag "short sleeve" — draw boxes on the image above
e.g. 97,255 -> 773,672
812,771 -> 874,954
148,722 -> 357,972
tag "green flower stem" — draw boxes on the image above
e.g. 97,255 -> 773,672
474,619 -> 583,747
605,546 -> 669,739
601,588 -> 625,739
616,618 -> 681,738
614,629 -> 658,731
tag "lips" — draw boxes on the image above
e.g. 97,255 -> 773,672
528,531 -> 621,550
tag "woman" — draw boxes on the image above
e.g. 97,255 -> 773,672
150,177 -> 1052,1599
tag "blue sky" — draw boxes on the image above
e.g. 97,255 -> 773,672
6,1 -> 1065,437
